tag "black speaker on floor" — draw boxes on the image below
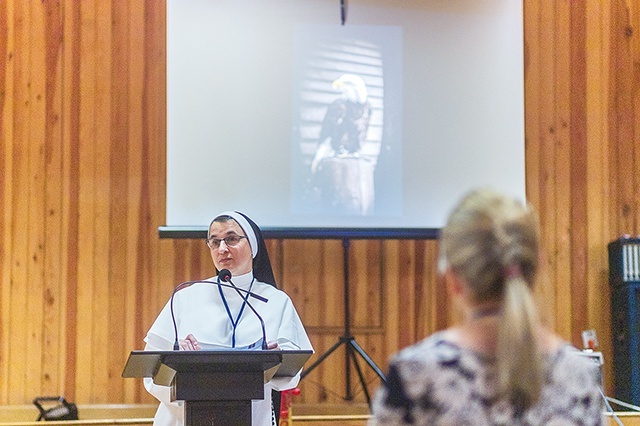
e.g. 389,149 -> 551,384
608,237 -> 640,405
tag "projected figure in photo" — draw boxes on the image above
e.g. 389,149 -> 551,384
311,74 -> 375,215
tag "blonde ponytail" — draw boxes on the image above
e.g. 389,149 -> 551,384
497,270 -> 543,408
440,188 -> 543,410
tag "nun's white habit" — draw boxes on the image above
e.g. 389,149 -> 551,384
143,212 -> 313,426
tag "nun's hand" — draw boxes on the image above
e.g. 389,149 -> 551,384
266,340 -> 279,350
179,334 -> 201,351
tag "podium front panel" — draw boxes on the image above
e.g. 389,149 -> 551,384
186,401 -> 251,426
173,371 -> 264,401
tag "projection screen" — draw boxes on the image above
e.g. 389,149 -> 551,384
164,0 -> 525,238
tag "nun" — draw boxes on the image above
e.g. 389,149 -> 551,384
143,211 -> 313,426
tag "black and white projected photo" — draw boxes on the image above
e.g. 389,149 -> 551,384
290,25 -> 402,218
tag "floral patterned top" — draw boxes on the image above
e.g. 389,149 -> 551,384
370,332 -> 604,425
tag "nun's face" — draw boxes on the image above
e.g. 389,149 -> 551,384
208,219 -> 253,276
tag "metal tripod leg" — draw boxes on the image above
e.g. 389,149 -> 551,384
299,238 -> 386,404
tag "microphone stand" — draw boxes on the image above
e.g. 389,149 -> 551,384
170,279 -> 268,350
301,238 -> 385,405
224,276 -> 269,350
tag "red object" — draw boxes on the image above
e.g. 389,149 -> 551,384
279,388 -> 300,422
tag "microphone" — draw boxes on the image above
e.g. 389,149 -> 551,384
218,269 -> 268,350
170,276 -> 269,350
218,268 -> 232,282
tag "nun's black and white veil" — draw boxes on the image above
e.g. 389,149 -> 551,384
236,211 -> 277,288
209,211 -> 277,288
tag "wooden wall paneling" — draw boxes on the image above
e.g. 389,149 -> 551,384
122,0 -> 144,400
308,335 -> 342,404
8,0 -> 32,404
91,0 -> 115,403
170,240 -> 189,284
42,0 -> 64,397
630,1 -> 640,229
201,239 -> 216,278
141,0 -> 167,379
28,0 -> 48,398
365,240 -> 384,368
61,0 -> 81,403
607,4 -> 621,240
109,0 -> 132,403
421,240 -> 447,338
349,240 -> 369,329
349,240 -> 383,390
0,0 -> 11,403
323,238 -> 347,332
380,240 -> 400,375
27,0 -> 47,401
524,0 -> 555,330
569,1 -> 590,346
585,0 -> 613,392
523,0 -> 540,208
148,238 -> 173,339
553,0 -> 574,342
396,241 -> 418,351
75,0 -> 98,403
606,3 -> 638,397
109,0 -> 126,400
264,240 -> 281,282
409,240 -> 426,341
0,0 -> 12,399
362,332 -> 385,399
537,0 -> 562,335
282,239 -> 340,403
611,1 -> 636,235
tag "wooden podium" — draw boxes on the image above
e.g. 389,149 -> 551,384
122,350 -> 312,426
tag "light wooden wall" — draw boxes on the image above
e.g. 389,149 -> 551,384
1,0 -> 639,407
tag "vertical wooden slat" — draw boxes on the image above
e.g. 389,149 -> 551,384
129,0 -> 165,398
524,0 -> 557,329
8,0 -> 31,404
91,0 -> 112,403
143,2 -> 167,378
538,1 -> 561,335
412,240 -> 425,339
553,0 -> 573,341
611,1 -> 635,235
381,240 -> 400,371
396,241 -> 416,350
75,0 -> 97,403
0,0 -> 14,403
91,0 -> 114,403
633,3 -> 640,231
27,0 -> 48,401
569,1 -> 589,346
586,0 -> 613,391
41,0 -> 64,396
62,0 -> 81,402
108,0 -> 130,402
123,0 -> 146,401
523,0 -> 540,208
425,240 -> 450,334
351,240 -> 376,329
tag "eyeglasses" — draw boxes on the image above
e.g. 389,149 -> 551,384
206,234 -> 247,249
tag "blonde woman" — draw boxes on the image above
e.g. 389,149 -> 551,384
370,189 -> 603,425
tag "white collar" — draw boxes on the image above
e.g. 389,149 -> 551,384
228,271 -> 254,289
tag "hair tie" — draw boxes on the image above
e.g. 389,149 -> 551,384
504,265 -> 522,280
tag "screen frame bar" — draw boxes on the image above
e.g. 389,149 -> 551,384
158,226 -> 439,240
